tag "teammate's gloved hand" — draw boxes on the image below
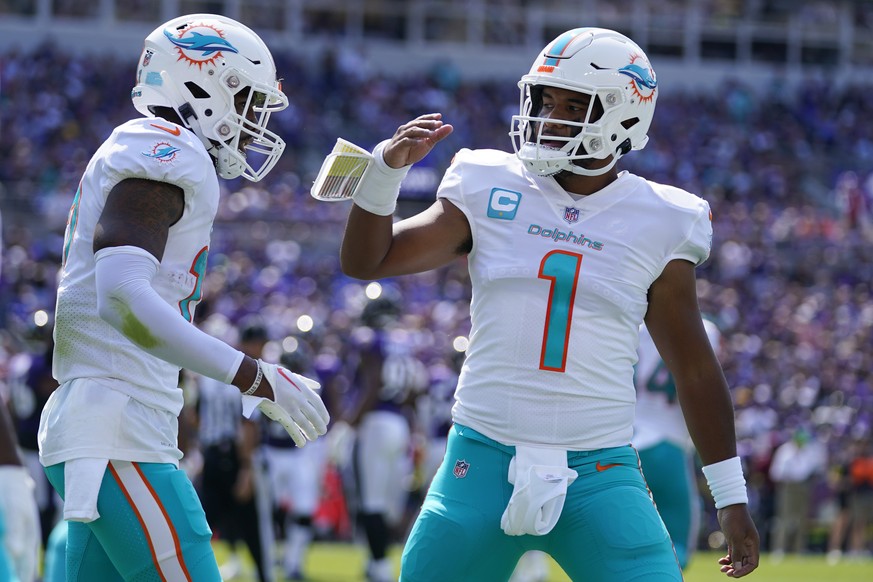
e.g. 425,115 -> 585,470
241,360 -> 329,447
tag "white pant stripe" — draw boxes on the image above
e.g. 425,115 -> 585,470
110,461 -> 192,582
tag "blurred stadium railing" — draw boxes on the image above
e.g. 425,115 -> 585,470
1,0 -> 873,87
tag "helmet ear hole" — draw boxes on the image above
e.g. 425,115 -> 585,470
621,118 -> 639,130
184,81 -> 210,99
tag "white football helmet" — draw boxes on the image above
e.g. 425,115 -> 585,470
132,14 -> 288,181
510,28 -> 657,177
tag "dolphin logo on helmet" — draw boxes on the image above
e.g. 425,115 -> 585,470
163,29 -> 240,59
619,63 -> 657,91
619,58 -> 657,103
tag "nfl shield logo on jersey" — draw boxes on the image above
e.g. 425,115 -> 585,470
453,459 -> 470,478
563,206 -> 580,224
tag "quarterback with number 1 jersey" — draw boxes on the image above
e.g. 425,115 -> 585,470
444,148 -> 711,451
338,26 -> 758,582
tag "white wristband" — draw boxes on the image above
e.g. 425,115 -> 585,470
352,140 -> 410,216
702,456 -> 749,509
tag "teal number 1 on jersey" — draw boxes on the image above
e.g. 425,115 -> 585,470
538,250 -> 582,372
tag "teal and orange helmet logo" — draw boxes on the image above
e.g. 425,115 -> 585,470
163,22 -> 239,69
618,54 -> 657,103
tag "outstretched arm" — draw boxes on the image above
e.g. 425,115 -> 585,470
342,197 -> 472,279
340,114 -> 471,280
94,178 -> 267,397
94,179 -> 329,445
645,259 -> 759,578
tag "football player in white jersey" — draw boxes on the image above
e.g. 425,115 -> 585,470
633,318 -> 723,570
37,14 -> 328,581
334,27 -> 758,581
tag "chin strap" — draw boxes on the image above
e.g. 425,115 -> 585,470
178,102 -> 197,126
177,102 -> 229,173
566,153 -> 620,177
520,142 -> 619,177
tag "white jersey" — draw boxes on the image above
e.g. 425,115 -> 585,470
442,149 -> 712,450
41,117 -> 218,466
633,319 -> 721,451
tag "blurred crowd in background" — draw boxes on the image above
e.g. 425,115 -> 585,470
2,41 -> 873,574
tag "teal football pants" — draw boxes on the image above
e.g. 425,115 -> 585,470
638,441 -> 701,569
401,424 -> 682,582
45,461 -> 221,581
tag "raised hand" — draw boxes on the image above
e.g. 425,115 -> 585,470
381,113 -> 454,169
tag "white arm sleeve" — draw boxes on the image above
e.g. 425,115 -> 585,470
94,245 -> 244,384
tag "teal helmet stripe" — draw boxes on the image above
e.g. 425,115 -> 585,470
543,29 -> 584,67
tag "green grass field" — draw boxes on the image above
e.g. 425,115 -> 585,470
214,542 -> 873,581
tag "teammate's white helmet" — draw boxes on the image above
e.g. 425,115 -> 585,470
510,28 -> 657,177
132,14 -> 288,181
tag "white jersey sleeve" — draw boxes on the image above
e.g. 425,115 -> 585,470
441,150 -> 714,450
657,184 -> 712,267
102,120 -> 212,192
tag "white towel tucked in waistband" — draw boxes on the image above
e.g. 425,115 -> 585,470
63,458 -> 109,522
500,446 -> 577,536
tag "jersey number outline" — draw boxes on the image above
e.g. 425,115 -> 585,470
62,181 -> 84,266
538,250 -> 582,372
179,246 -> 208,321
644,361 -> 678,403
